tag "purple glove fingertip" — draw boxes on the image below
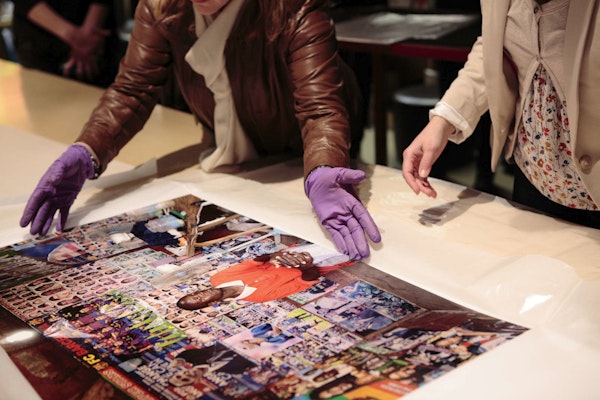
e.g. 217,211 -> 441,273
351,202 -> 382,243
28,201 -> 51,235
324,225 -> 357,261
20,144 -> 96,236
41,211 -> 55,236
57,205 -> 71,232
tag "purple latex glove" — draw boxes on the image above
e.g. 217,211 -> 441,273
20,144 -> 95,235
305,166 -> 381,260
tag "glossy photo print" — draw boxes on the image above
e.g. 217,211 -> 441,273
0,194 -> 528,399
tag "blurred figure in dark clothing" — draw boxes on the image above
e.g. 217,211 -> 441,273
330,0 -> 387,159
12,0 -> 122,87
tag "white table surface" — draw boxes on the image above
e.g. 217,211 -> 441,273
1,60 -> 599,399
2,125 -> 599,399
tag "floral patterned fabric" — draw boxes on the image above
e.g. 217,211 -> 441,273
513,65 -> 597,210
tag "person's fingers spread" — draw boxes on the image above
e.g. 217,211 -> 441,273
325,225 -> 352,259
278,253 -> 302,268
40,214 -> 55,236
76,63 -> 84,80
329,221 -> 361,261
32,203 -> 57,236
29,202 -> 51,234
57,206 -> 72,232
20,193 -> 45,227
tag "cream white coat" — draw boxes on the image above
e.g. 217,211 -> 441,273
442,0 -> 600,204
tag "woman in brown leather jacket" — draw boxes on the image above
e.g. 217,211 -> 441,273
20,0 -> 382,260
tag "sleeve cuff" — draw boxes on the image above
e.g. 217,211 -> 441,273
74,141 -> 101,179
429,101 -> 474,143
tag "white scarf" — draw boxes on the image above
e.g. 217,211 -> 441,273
185,0 -> 258,172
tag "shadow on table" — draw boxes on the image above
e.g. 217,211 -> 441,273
418,187 -> 492,226
418,185 -> 568,230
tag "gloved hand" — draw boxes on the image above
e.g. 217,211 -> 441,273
20,144 -> 96,236
305,166 -> 381,260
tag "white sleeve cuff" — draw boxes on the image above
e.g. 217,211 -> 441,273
429,101 -> 474,142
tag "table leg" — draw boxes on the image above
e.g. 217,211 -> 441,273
372,53 -> 388,165
0,29 -> 9,60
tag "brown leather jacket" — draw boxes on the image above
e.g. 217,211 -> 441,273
76,0 -> 361,177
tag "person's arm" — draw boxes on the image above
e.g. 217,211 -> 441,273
434,36 -> 489,142
75,0 -> 174,172
254,251 -> 320,280
401,37 -> 488,198
288,4 -> 381,261
20,0 -> 173,235
26,1 -> 109,44
26,2 -> 76,43
81,2 -> 110,32
287,5 -> 350,177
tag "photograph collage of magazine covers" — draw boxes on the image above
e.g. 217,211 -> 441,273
0,194 -> 528,399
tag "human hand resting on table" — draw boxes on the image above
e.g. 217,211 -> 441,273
401,115 -> 456,199
20,144 -> 96,236
305,166 -> 381,261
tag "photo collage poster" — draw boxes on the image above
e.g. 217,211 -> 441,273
0,194 -> 528,399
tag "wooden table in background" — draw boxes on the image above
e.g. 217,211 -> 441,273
0,59 -> 201,167
334,8 -> 480,165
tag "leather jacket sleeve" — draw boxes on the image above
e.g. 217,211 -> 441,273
285,3 -> 354,176
75,0 -> 172,172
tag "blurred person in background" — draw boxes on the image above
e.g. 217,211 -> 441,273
12,0 -> 122,87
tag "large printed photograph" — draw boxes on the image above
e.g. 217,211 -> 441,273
0,194 -> 528,399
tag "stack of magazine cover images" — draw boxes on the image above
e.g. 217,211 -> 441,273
0,194 -> 528,400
